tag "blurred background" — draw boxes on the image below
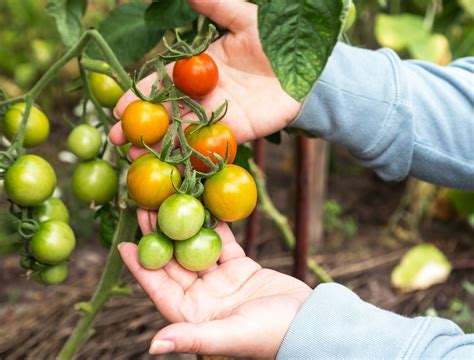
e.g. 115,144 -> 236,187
0,0 -> 473,358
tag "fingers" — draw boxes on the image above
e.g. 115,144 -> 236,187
137,208 -> 157,234
109,122 -> 127,145
149,316 -> 247,356
214,222 -> 246,264
118,242 -> 185,322
188,0 -> 257,33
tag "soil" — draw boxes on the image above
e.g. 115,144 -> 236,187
0,134 -> 473,359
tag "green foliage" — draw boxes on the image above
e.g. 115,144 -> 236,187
145,0 -> 198,30
324,200 -> 358,240
233,144 -> 253,172
46,0 -> 87,48
94,204 -> 119,249
256,0 -> 351,101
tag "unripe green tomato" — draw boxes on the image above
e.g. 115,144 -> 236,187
67,124 -> 102,160
4,155 -> 57,207
30,220 -> 76,265
72,160 -> 119,206
158,194 -> 205,240
89,72 -> 124,108
343,0 -> 357,32
137,233 -> 173,270
39,263 -> 68,285
33,197 -> 70,223
174,228 -> 222,272
2,102 -> 49,147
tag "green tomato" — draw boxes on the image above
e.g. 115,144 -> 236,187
67,124 -> 102,160
30,220 -> 76,265
158,194 -> 205,241
33,197 -> 70,223
4,155 -> 57,207
138,233 -> 174,270
72,160 -> 119,206
39,263 -> 68,285
89,72 -> 124,108
2,102 -> 49,147
343,0 -> 357,32
174,228 -> 222,272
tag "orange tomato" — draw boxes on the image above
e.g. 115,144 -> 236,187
121,100 -> 169,147
203,164 -> 257,222
127,153 -> 181,210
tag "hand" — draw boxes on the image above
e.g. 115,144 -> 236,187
118,222 -> 311,358
109,0 -> 302,156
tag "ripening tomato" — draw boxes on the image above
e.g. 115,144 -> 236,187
185,123 -> 237,172
4,155 -> 57,207
67,124 -> 102,160
2,102 -> 49,147
89,72 -> 124,108
158,194 -> 205,240
72,160 -> 119,206
121,100 -> 169,147
137,233 -> 173,270
174,227 -> 222,272
203,164 -> 257,222
127,153 -> 182,210
173,53 -> 219,98
34,197 -> 70,223
30,220 -> 76,265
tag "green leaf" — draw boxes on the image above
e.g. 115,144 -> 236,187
145,0 -> 198,30
458,0 -> 474,18
88,3 -> 165,66
94,204 -> 119,249
46,0 -> 87,48
234,144 -> 253,172
257,0 -> 349,101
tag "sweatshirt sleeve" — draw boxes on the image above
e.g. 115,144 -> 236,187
289,43 -> 474,191
276,283 -> 474,359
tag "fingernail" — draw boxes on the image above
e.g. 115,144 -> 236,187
117,243 -> 125,250
149,340 -> 175,354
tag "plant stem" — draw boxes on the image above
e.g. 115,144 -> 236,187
57,207 -> 137,360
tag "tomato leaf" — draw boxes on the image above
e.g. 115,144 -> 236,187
46,0 -> 87,48
265,131 -> 282,145
94,204 -> 119,249
256,0 -> 350,101
234,144 -> 253,172
145,0 -> 198,29
87,3 -> 165,66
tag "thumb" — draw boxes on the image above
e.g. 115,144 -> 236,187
149,317 -> 247,356
188,0 -> 256,33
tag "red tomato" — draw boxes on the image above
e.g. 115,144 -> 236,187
173,53 -> 219,98
185,123 -> 237,172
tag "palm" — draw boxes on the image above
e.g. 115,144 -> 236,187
119,222 -> 311,357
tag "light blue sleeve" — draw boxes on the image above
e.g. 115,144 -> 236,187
277,283 -> 474,359
290,43 -> 474,191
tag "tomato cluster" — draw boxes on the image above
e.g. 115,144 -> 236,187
118,53 -> 257,272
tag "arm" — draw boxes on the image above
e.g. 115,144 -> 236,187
277,283 -> 474,359
291,43 -> 474,190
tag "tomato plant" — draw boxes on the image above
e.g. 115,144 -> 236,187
72,159 -> 119,206
203,164 -> 257,222
174,227 -> 222,272
185,123 -> 237,172
33,197 -> 70,223
89,72 -> 124,108
2,102 -> 49,147
173,53 -> 219,98
67,124 -> 102,161
137,233 -> 173,270
127,153 -> 181,210
344,0 -> 357,32
30,220 -> 76,265
157,194 -> 205,240
121,100 -> 169,147
4,154 -> 57,207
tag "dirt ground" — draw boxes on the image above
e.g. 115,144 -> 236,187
1,135 -> 473,359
